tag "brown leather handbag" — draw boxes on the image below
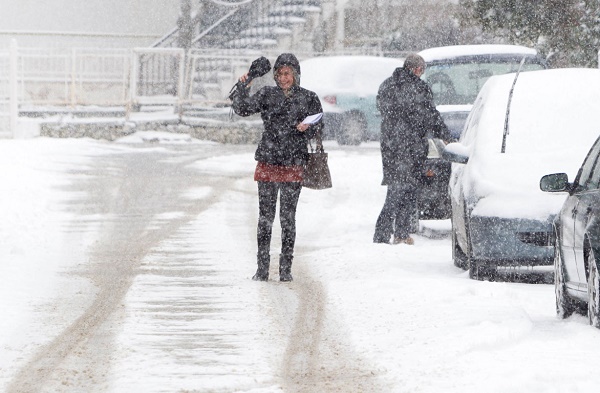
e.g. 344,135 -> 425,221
302,132 -> 332,190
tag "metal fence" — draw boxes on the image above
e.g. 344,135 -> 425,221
0,42 -> 405,137
0,50 -> 10,138
131,48 -> 184,106
16,47 -> 131,107
183,51 -> 260,104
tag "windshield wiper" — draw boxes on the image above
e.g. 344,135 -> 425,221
501,57 -> 526,153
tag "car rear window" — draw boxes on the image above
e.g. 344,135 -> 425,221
423,61 -> 545,106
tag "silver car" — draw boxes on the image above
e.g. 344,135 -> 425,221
420,44 -> 547,139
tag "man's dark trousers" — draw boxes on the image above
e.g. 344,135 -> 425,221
373,182 -> 417,243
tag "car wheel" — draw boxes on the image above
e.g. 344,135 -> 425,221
469,260 -> 497,281
466,216 -> 496,281
468,256 -> 482,279
587,246 -> 600,328
452,229 -> 467,269
555,234 -> 577,319
337,111 -> 366,145
466,223 -> 479,279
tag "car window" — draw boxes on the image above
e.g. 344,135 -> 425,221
576,137 -> 600,191
423,61 -> 544,106
459,95 -> 484,145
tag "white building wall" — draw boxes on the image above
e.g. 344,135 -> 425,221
0,0 -> 181,48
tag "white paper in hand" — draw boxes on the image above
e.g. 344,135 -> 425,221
301,113 -> 323,125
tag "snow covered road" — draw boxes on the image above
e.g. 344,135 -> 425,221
3,133 -> 600,393
3,137 -> 382,392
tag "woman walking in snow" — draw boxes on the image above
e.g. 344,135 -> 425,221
230,53 -> 324,282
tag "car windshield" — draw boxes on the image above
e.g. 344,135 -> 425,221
423,61 -> 545,106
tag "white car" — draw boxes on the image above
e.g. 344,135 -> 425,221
300,47 -> 546,146
420,44 -> 547,139
300,55 -> 404,145
443,68 -> 600,280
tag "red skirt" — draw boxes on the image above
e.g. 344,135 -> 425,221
254,162 -> 303,182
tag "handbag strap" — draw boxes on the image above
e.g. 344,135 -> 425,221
309,129 -> 325,153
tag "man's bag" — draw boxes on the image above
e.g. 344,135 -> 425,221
302,142 -> 332,190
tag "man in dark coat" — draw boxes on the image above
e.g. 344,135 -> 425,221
373,53 -> 451,245
231,53 -> 323,281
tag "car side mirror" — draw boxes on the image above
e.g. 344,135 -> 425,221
540,173 -> 569,192
441,142 -> 469,164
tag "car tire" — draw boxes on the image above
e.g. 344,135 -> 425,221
587,245 -> 600,328
452,229 -> 467,269
469,259 -> 496,281
555,235 -> 578,319
466,221 -> 479,279
465,216 -> 496,281
468,256 -> 482,280
337,111 -> 366,146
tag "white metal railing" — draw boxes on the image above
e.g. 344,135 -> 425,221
0,53 -> 9,138
0,42 -> 407,137
17,47 -> 131,107
183,52 -> 258,105
0,41 -> 15,138
130,48 -> 185,106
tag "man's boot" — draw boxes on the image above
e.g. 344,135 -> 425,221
252,252 -> 270,281
279,254 -> 293,282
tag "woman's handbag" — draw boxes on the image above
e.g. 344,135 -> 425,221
302,132 -> 332,190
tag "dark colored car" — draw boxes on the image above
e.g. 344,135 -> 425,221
420,138 -> 451,219
541,134 -> 600,328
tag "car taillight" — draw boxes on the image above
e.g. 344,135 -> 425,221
323,95 -> 337,105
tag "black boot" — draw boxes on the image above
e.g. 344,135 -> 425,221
279,254 -> 293,282
252,252 -> 270,281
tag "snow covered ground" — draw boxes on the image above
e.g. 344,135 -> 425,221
2,132 -> 600,392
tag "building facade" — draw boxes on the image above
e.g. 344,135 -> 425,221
0,0 -> 180,48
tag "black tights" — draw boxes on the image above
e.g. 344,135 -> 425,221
257,181 -> 302,259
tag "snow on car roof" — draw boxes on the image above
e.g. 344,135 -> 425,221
419,44 -> 538,62
460,68 -> 600,219
300,55 -> 404,97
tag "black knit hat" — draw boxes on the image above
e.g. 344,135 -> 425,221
273,53 -> 301,75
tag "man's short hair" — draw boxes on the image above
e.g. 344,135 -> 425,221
404,54 -> 425,72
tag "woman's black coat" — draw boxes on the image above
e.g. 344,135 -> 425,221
232,84 -> 323,167
377,67 -> 451,185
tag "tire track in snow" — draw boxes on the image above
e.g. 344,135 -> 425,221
6,145 -> 249,392
269,256 -> 386,393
